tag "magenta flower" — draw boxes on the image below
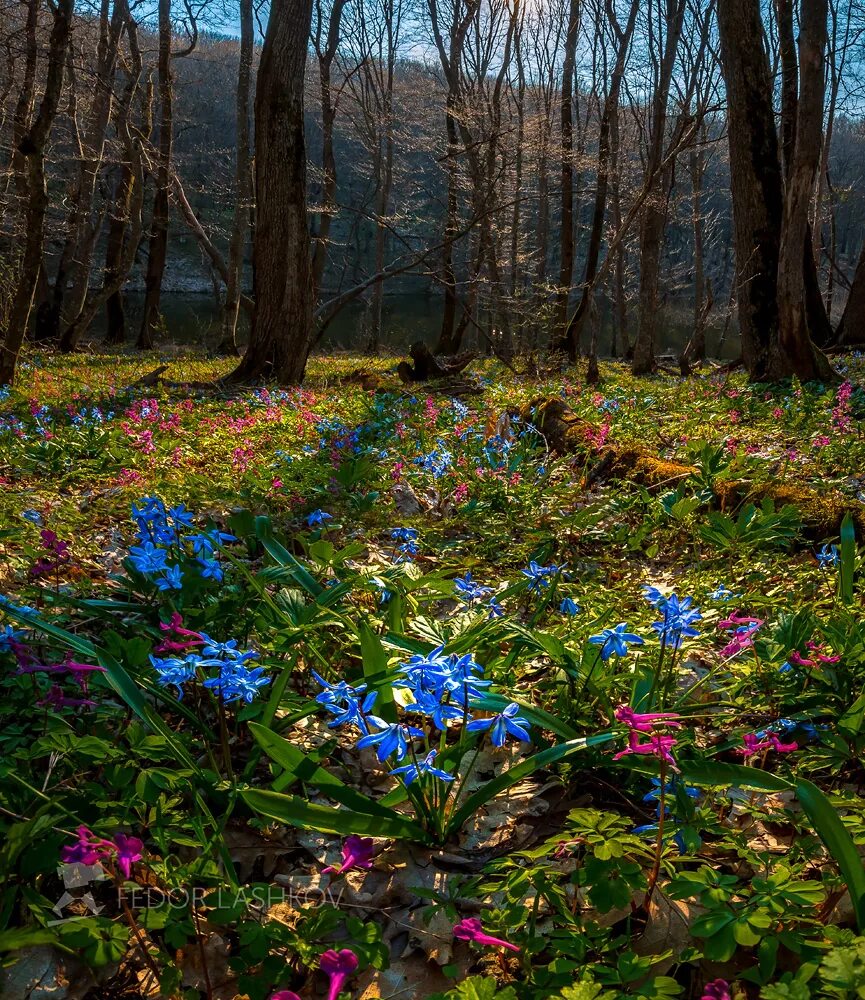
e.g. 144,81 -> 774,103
114,833 -> 144,878
615,705 -> 681,732
701,979 -> 731,1000
737,733 -> 797,758
321,835 -> 374,877
718,611 -> 763,630
613,731 -> 677,767
319,949 -> 359,1000
453,917 -> 521,952
61,826 -> 104,867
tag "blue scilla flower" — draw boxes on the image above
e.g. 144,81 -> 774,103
197,558 -> 224,582
405,687 -> 464,730
129,541 -> 169,575
710,583 -> 734,601
816,544 -> 839,568
643,777 -> 700,815
150,653 -> 213,699
560,597 -> 580,616
487,596 -> 504,619
589,623 -> 644,660
642,585 -> 666,607
390,527 -> 418,543
454,572 -> 493,604
326,690 -> 378,734
0,625 -> 25,652
21,509 -> 43,525
394,540 -> 419,563
199,636 -> 259,663
521,561 -> 561,592
167,504 -> 195,528
204,662 -> 271,704
155,564 -> 184,591
391,749 -> 455,785
467,703 -> 531,746
356,720 -> 425,762
307,509 -> 332,527
651,594 -> 701,649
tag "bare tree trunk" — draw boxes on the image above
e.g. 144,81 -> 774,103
564,0 -> 639,359
631,0 -> 686,375
772,0 -> 834,380
311,0 -> 347,298
554,0 -> 580,353
715,0 -> 782,380
836,238 -> 865,346
218,0 -> 254,355
680,129 -> 710,368
1,0 -> 74,386
138,0 -> 172,349
227,0 -> 314,383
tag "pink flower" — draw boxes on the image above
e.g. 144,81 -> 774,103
61,827 -> 104,867
453,917 -> 521,952
718,611 -> 763,630
737,733 -> 797,758
114,834 -> 144,878
701,980 -> 731,1000
60,827 -> 143,879
320,949 -> 359,1000
615,705 -> 681,732
613,731 -> 677,767
321,835 -> 374,877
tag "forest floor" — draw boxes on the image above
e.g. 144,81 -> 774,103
2,348 -> 865,1000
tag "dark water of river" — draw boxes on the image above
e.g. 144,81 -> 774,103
100,292 -> 741,359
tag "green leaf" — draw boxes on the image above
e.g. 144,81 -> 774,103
249,723 -> 398,819
679,760 -> 793,793
358,621 -> 396,723
241,788 -> 433,843
446,733 -> 615,835
258,534 -> 323,597
840,513 -> 856,605
796,778 -> 865,932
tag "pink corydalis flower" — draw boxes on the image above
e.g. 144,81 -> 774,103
737,733 -> 798,758
718,611 -> 763,630
61,826 -> 143,879
453,917 -> 521,952
701,980 -> 731,1000
613,731 -> 678,768
615,705 -> 682,732
155,613 -> 203,654
321,835 -> 374,877
319,949 -> 359,1000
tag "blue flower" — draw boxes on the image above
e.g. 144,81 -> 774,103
406,687 -> 464,730
487,596 -> 504,619
204,663 -> 271,703
390,749 -> 455,785
0,625 -> 25,652
150,653 -> 208,698
21,509 -> 43,525
816,544 -> 839,569
642,585 -> 666,607
390,527 -> 418,542
559,597 -> 580,616
650,594 -> 701,649
454,572 -> 493,603
307,509 -> 333,527
129,541 -> 169,575
589,623 -> 644,660
356,720 -> 425,761
198,558 -> 224,582
521,561 -> 561,592
155,564 -> 184,591
467,702 -> 531,746
710,584 -> 734,601
167,504 -> 195,528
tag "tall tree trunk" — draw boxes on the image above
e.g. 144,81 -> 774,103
836,238 -> 865,346
716,0 -> 782,381
138,0 -> 172,349
436,96 -> 460,353
564,0 -> 639,358
772,0 -> 834,380
311,0 -> 347,298
631,0 -> 686,375
227,0 -> 314,383
1,0 -> 74,386
218,0 -> 254,355
554,0 -> 580,353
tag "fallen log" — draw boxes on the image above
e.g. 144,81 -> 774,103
524,396 -> 865,540
398,341 -> 477,383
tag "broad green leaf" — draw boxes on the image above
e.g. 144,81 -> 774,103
258,534 -> 323,597
241,788 -> 433,843
358,621 -> 396,722
473,693 -> 579,741
679,760 -> 793,793
249,723 -> 397,819
796,777 -> 865,932
840,513 -> 856,605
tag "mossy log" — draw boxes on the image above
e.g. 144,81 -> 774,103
523,396 -> 865,540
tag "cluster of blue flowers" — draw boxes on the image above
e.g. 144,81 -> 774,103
391,527 -> 419,562
643,588 -> 702,650
128,497 -> 234,590
417,442 -> 453,479
151,634 -> 268,703
312,644 -> 531,787
521,561 -> 563,593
